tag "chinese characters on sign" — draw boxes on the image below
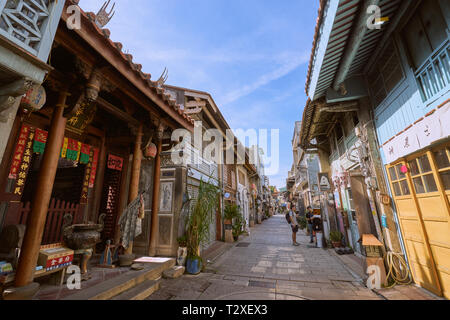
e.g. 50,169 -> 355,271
80,149 -> 94,204
107,154 -> 123,171
9,125 -> 31,180
14,128 -> 34,196
89,148 -> 99,188
382,103 -> 449,164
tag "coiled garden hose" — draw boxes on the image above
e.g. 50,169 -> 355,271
384,251 -> 412,288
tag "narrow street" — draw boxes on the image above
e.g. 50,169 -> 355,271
149,215 -> 381,300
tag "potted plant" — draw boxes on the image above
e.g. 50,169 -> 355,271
224,204 -> 238,225
232,212 -> 245,241
176,235 -> 188,266
297,216 -> 307,230
330,231 -> 343,248
185,179 -> 219,275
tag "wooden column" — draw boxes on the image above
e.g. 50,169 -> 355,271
149,125 -> 164,256
14,92 -> 69,287
125,124 -> 143,254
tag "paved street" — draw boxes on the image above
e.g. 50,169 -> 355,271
149,214 -> 382,300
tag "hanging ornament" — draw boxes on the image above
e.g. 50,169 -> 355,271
144,142 -> 157,158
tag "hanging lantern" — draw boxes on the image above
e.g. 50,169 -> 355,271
144,142 -> 157,158
401,165 -> 408,174
21,85 -> 46,114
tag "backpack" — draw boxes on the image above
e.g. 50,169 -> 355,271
285,212 -> 291,224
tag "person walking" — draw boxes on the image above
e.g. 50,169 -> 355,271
306,206 -> 314,244
288,204 -> 300,246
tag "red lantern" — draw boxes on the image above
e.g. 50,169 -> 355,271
144,142 -> 157,158
401,165 -> 408,174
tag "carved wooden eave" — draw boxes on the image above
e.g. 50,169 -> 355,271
300,97 -> 359,152
59,1 -> 194,133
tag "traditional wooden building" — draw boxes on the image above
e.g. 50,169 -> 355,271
0,0 -> 194,289
302,0 -> 450,298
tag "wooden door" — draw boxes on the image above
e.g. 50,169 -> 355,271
387,161 -> 443,296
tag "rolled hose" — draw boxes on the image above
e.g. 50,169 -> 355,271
384,251 -> 412,288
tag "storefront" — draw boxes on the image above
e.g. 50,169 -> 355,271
383,101 -> 450,299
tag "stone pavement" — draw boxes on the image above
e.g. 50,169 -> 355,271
148,214 -> 381,300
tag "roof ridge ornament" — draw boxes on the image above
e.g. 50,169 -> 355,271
156,67 -> 169,87
95,0 -> 116,28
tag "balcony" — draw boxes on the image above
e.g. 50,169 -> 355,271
0,0 -> 64,62
416,40 -> 450,105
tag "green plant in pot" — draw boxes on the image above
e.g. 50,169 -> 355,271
232,211 -> 245,241
185,179 -> 219,275
329,231 -> 343,248
297,216 -> 307,230
224,204 -> 238,225
176,235 -> 188,266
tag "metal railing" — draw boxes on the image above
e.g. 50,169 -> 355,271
0,0 -> 64,61
416,40 -> 450,105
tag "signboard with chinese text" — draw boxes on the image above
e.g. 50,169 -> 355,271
383,102 -> 450,164
107,154 -> 123,171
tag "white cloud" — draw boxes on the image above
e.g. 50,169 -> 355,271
220,51 -> 309,105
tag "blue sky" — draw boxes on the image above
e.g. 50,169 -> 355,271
80,0 -> 319,188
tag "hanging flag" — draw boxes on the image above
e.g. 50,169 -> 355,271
66,138 -> 79,161
33,128 -> 48,154
89,148 -> 99,188
61,137 -> 68,159
80,144 -> 91,164
75,141 -> 82,162
9,124 -> 31,179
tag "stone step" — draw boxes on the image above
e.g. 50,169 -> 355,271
63,259 -> 175,300
163,266 -> 185,279
111,279 -> 161,300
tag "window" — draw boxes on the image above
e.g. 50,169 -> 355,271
367,40 -> 404,107
409,155 -> 438,194
434,147 -> 450,190
403,0 -> 448,69
389,164 -> 411,196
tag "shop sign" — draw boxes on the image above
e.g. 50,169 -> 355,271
318,172 -> 331,192
107,154 -> 123,171
13,128 -> 34,196
383,101 -> 450,164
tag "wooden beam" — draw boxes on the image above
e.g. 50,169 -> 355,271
319,101 -> 359,113
333,0 -> 380,91
363,0 -> 413,74
96,96 -> 141,127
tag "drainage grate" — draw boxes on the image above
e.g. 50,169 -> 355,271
248,280 -> 276,289
236,242 -> 251,248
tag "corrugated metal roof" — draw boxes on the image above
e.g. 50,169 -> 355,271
309,0 -> 402,100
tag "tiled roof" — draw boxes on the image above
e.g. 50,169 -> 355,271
68,0 -> 194,126
305,0 -> 327,95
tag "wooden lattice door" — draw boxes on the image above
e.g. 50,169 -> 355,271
99,167 -> 123,242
